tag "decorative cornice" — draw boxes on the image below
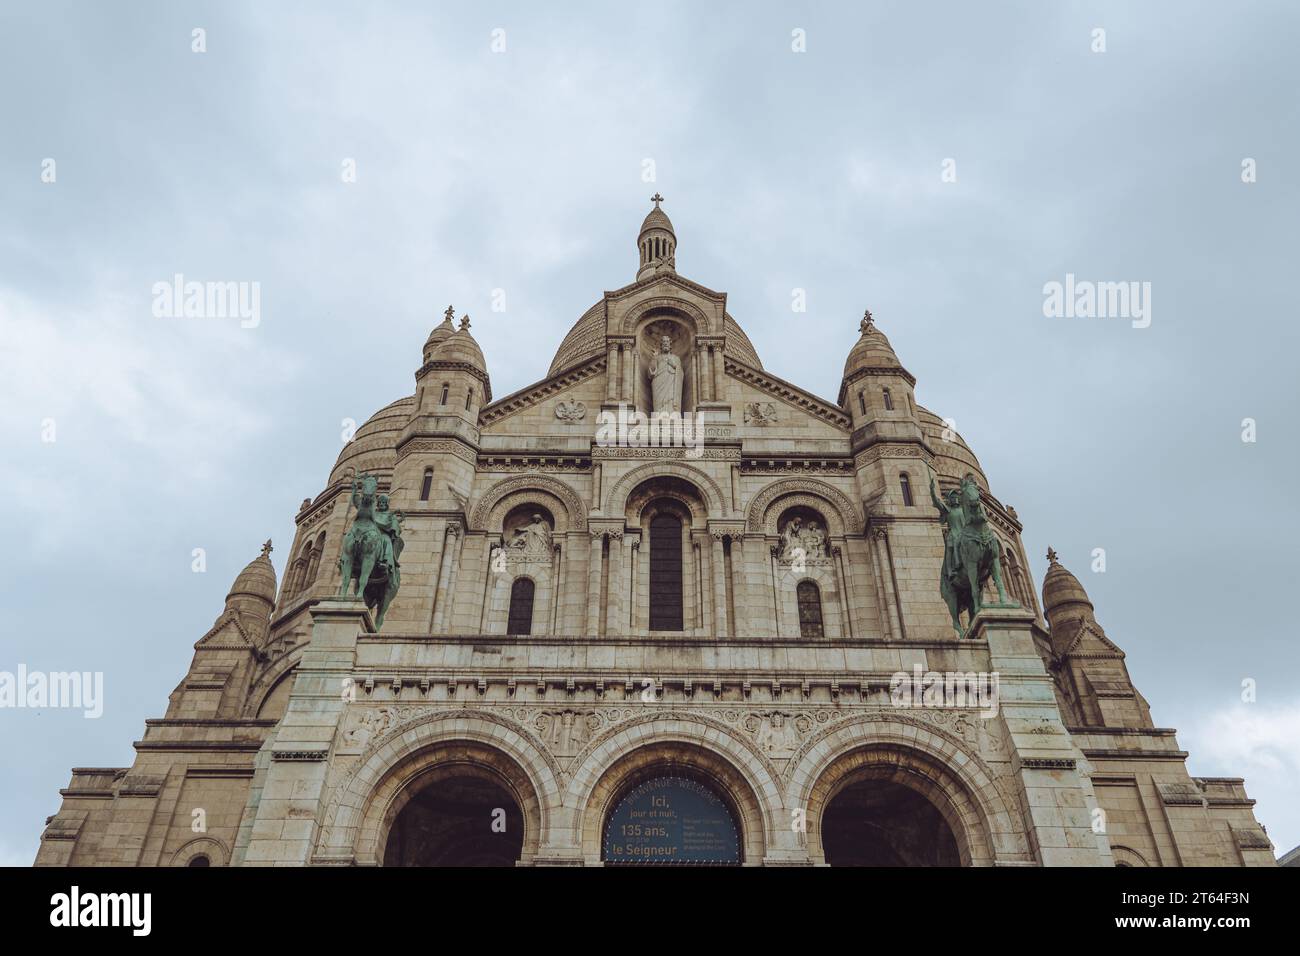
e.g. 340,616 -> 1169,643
395,436 -> 478,464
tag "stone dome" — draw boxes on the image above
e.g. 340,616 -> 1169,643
422,309 -> 457,362
432,323 -> 486,370
917,407 -> 989,493
1042,549 -> 1095,618
640,203 -> 675,237
329,396 -> 413,485
226,543 -> 277,606
843,313 -> 903,379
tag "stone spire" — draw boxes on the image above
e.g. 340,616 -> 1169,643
223,540 -> 278,644
838,308 -> 914,412
1040,548 -> 1153,728
636,193 -> 677,281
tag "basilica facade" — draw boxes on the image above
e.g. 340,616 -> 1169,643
37,200 -> 1275,867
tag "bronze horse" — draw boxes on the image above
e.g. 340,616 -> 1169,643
931,472 -> 1014,637
337,474 -> 401,628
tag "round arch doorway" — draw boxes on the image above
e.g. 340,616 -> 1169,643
383,769 -> 524,867
821,778 -> 961,866
602,774 -> 742,866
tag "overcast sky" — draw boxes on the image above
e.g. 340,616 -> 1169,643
2,0 -> 1296,865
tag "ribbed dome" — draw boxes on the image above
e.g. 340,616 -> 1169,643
1042,548 -> 1094,617
917,407 -> 988,493
329,396 -> 413,485
227,542 -> 277,606
843,312 -> 902,378
640,203 -> 675,237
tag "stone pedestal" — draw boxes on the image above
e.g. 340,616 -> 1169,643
238,599 -> 372,866
972,605 -> 1114,867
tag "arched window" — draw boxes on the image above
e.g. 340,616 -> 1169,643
439,383 -> 449,405
882,387 -> 894,410
900,473 -> 914,507
306,531 -> 325,585
649,513 -> 684,631
420,468 -> 434,502
858,391 -> 867,415
187,855 -> 210,867
465,388 -> 474,411
797,581 -> 824,638
507,578 -> 535,635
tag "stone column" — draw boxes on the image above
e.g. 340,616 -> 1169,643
870,526 -> 902,642
606,531 -> 625,636
585,532 -> 603,636
547,544 -> 562,634
710,344 -> 724,401
623,342 -> 637,403
974,606 -> 1113,866
710,532 -> 729,638
627,535 -> 640,634
240,599 -> 370,865
693,342 -> 706,405
832,544 -> 854,639
429,521 -> 461,633
605,344 -> 619,402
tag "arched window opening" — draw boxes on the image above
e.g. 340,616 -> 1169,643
797,580 -> 824,638
858,391 -> 867,415
465,388 -> 474,411
187,855 -> 211,867
507,578 -> 535,635
439,383 -> 449,405
649,513 -> 684,631
900,473 -> 914,507
882,387 -> 894,411
306,531 -> 325,585
420,468 -> 434,502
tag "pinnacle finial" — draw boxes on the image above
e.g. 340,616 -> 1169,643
651,192 -> 664,207
860,309 -> 874,333
261,539 -> 273,557
459,314 -> 470,331
444,305 -> 455,323
1046,547 -> 1058,563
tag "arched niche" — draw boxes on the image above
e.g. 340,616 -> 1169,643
635,313 -> 698,413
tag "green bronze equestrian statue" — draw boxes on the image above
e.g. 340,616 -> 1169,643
338,473 -> 404,629
929,468 -> 1015,637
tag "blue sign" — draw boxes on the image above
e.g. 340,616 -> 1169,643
603,776 -> 740,865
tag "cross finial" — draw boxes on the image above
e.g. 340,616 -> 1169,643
651,192 -> 664,207
261,539 -> 273,557
1046,547 -> 1058,563
443,305 -> 455,323
860,309 -> 874,333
